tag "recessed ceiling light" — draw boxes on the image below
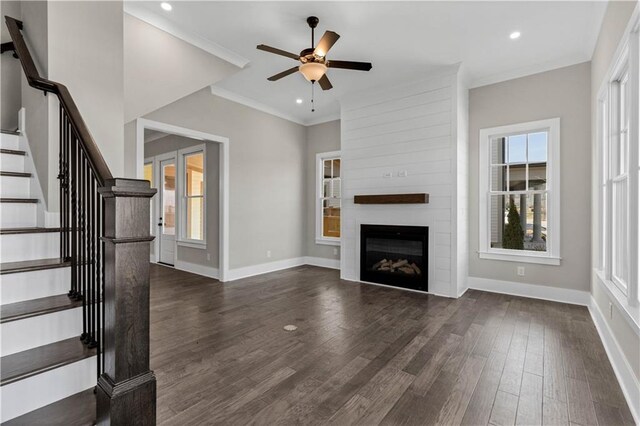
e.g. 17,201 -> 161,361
510,31 -> 521,40
296,98 -> 303,104
161,2 -> 172,11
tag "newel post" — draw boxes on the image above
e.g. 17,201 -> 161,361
96,178 -> 157,425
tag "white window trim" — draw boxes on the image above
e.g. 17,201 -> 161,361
478,118 -> 561,265
177,144 -> 207,248
315,150 -> 341,246
596,17 -> 639,314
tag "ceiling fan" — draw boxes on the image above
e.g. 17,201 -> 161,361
256,16 -> 372,101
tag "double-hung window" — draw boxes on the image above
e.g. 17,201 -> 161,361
598,27 -> 639,308
179,145 -> 206,245
316,151 -> 341,245
479,118 -> 561,265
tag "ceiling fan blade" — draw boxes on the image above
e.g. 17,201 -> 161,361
318,74 -> 333,90
267,66 -> 299,81
257,44 -> 300,60
314,31 -> 340,57
327,60 -> 372,71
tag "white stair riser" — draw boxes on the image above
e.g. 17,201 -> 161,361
1,268 -> 70,304
0,134 -> 20,150
0,154 -> 25,173
1,307 -> 83,356
0,232 -> 59,262
0,356 -> 96,422
0,203 -> 37,228
0,175 -> 31,198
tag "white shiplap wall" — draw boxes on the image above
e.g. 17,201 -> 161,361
340,66 -> 468,297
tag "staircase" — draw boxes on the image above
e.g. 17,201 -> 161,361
1,15 -> 157,425
0,130 -> 97,424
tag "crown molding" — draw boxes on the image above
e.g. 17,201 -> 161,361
210,85 -> 340,127
470,54 -> 589,89
124,3 -> 250,69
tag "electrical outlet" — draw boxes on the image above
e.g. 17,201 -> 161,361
517,266 -> 525,276
207,253 -> 211,261
333,247 -> 338,256
266,250 -> 272,258
398,170 -> 408,177
383,172 -> 392,178
609,302 -> 613,319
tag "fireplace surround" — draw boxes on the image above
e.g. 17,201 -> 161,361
360,224 -> 429,292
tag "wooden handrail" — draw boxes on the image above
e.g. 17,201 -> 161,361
4,15 -> 113,185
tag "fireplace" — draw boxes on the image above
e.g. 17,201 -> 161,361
360,224 -> 428,292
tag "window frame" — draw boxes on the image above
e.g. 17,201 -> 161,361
597,27 -> 639,308
315,150 -> 341,246
144,159 -> 154,237
177,144 -> 207,249
478,118 -> 561,265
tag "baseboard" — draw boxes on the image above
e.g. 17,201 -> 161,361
303,256 -> 340,270
467,276 -> 590,306
589,297 -> 640,424
226,257 -> 306,281
174,259 -> 219,279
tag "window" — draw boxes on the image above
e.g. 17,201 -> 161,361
179,145 -> 206,245
479,118 -> 560,265
599,35 -> 639,303
316,151 -> 341,245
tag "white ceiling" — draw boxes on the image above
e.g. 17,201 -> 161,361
127,1 -> 607,126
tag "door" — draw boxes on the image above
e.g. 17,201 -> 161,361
159,158 -> 176,265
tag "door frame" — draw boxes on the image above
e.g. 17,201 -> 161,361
155,152 -> 178,266
136,118 -> 230,281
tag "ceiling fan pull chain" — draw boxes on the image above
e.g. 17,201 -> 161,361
311,82 -> 315,112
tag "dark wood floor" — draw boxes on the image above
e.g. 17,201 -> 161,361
150,264 -> 633,425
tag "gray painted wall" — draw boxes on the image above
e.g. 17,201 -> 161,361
134,88 -> 306,269
469,62 -> 591,292
0,1 -> 22,131
145,134 -> 220,268
305,120 -> 341,261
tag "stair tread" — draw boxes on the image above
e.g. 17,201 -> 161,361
0,227 -> 62,235
0,198 -> 38,203
1,336 -> 96,386
0,257 -> 70,275
2,388 -> 95,426
0,129 -> 20,136
0,171 -> 31,177
0,148 -> 26,156
0,294 -> 81,323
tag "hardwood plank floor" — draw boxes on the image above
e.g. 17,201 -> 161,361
149,264 -> 633,425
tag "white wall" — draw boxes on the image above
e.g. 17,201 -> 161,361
0,1 -> 22,131
305,120 -> 341,261
124,14 -> 239,123
468,62 -> 591,293
340,66 -> 467,298
48,1 -> 125,180
133,87 -> 306,269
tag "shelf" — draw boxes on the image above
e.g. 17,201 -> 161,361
353,193 -> 429,205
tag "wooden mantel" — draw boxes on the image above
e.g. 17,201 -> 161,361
354,193 -> 429,205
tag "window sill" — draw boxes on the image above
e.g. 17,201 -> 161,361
177,240 -> 207,250
595,269 -> 640,335
478,251 -> 561,265
316,238 -> 340,247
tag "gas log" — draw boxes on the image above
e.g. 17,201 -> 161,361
371,259 -> 422,275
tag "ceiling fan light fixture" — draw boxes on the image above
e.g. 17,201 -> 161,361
299,62 -> 327,82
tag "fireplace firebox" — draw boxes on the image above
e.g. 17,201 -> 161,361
360,224 -> 428,292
